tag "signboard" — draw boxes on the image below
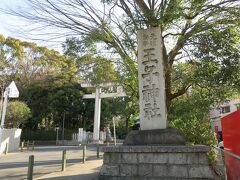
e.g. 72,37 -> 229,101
7,81 -> 19,98
78,128 -> 84,142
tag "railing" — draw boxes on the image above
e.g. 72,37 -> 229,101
211,146 -> 227,179
211,146 -> 240,180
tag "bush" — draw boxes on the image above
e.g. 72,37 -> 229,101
5,101 -> 31,128
169,117 -> 217,146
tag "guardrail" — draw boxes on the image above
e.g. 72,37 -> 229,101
211,145 -> 240,180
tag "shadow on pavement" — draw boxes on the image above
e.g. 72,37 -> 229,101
38,166 -> 101,180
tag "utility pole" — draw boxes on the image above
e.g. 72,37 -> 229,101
0,88 -> 10,128
62,112 -> 65,145
113,117 -> 116,146
0,80 -> 5,120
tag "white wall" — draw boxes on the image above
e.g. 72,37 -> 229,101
0,128 -> 22,154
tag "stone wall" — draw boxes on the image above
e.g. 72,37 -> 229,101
99,145 -> 215,180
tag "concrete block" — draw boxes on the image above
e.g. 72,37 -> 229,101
102,145 -> 210,153
186,153 -> 199,164
110,153 -> 122,163
138,153 -> 154,163
100,164 -> 119,176
151,145 -> 210,153
99,176 -> 121,180
123,129 -> 186,145
152,153 -> 168,164
189,165 -> 214,178
168,165 -> 188,177
122,153 -> 138,163
198,153 -> 209,164
119,146 -> 152,152
152,165 -> 168,176
103,153 -> 110,163
138,164 -> 153,177
135,152 -> 169,164
119,164 -> 138,176
102,146 -> 120,152
168,153 -> 187,164
100,145 -> 213,179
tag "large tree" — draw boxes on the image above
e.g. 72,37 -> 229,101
5,0 -> 240,119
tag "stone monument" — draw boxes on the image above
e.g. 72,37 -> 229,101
99,27 -> 215,179
124,27 -> 185,145
138,27 -> 167,130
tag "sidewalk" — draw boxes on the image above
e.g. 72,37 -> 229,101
36,158 -> 103,180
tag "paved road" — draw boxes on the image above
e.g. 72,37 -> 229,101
0,145 -> 101,180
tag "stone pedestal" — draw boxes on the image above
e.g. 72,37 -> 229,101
124,128 -> 186,145
99,145 -> 215,180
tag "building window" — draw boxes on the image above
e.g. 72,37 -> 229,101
221,106 -> 230,114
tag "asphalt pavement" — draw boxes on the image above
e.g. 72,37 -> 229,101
0,145 -> 103,180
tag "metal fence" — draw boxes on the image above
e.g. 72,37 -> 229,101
212,146 -> 240,180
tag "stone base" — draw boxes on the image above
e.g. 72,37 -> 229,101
99,145 -> 216,180
123,128 -> 186,145
88,140 -> 104,144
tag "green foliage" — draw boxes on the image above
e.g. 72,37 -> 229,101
129,113 -> 139,128
169,86 -> 219,146
0,34 -> 86,130
5,101 -> 31,128
85,57 -> 117,85
0,34 -> 79,87
113,117 -> 127,139
170,118 -> 217,146
2,0 -> 240,136
20,82 -> 87,130
63,38 -> 118,85
236,103 -> 240,109
63,37 -> 137,131
192,26 -> 240,92
2,1 -> 240,125
63,37 -> 96,57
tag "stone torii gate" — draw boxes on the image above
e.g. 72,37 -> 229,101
81,82 -> 126,142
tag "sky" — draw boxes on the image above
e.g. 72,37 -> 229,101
0,1 -> 25,37
0,0 -> 64,51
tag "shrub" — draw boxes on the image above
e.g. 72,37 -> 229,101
169,117 -> 217,146
5,101 -> 31,128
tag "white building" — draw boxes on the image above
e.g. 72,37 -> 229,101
210,99 -> 240,140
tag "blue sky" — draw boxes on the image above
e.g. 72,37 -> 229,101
0,0 -> 28,38
0,0 -> 64,51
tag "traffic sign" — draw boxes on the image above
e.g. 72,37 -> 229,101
7,81 -> 19,98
